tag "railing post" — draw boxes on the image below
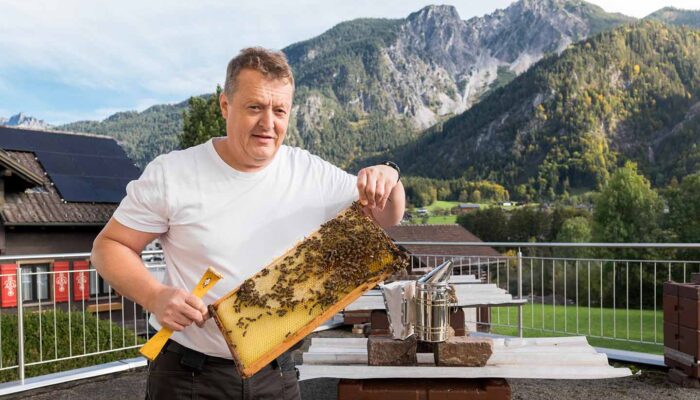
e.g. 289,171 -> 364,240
517,248 -> 523,338
16,266 -> 25,384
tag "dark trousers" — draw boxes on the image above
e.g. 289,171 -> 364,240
145,340 -> 301,400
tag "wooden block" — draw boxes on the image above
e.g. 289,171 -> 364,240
665,356 -> 700,378
679,297 -> 700,330
668,368 -> 700,388
451,307 -> 466,336
663,294 -> 679,324
679,326 -> 700,357
338,378 -> 511,400
665,322 -> 680,350
367,335 -> 417,366
664,281 -> 679,296
344,310 -> 371,325
665,346 -> 700,377
352,324 -> 368,335
477,306 -> 491,332
678,284 -> 700,300
369,310 -> 391,336
434,336 -> 493,367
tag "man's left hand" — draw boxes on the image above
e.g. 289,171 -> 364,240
357,164 -> 399,210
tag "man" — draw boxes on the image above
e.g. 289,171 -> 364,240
91,47 -> 405,399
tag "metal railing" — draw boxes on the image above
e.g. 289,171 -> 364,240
1,242 -> 698,388
0,251 -> 165,385
398,241 -> 700,353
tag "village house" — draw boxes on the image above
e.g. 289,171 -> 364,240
0,126 -> 142,319
384,223 -> 501,273
451,203 -> 481,214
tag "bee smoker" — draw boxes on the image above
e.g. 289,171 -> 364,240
414,259 -> 454,342
380,260 -> 455,342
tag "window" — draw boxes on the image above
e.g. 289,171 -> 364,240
89,270 -> 113,297
21,264 -> 50,303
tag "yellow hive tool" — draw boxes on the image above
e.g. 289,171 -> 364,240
139,266 -> 224,361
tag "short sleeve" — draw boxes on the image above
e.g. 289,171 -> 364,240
112,157 -> 169,233
315,156 -> 358,220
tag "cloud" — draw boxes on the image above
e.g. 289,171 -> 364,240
1,0 -> 511,97
41,97 -> 170,125
585,0 -> 699,18
0,0 -> 697,124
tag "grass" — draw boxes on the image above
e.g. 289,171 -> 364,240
488,303 -> 664,355
0,310 -> 145,383
424,200 -> 461,212
426,215 -> 458,224
409,200 -> 461,224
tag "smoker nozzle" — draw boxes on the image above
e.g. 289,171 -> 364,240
416,259 -> 453,285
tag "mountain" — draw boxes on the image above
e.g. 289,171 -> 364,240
59,102 -> 187,168
375,21 -> 700,199
60,0 -> 634,168
283,0 -> 634,166
646,7 -> 700,28
1,113 -> 52,130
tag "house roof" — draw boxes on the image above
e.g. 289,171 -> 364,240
0,149 -> 44,187
0,150 -> 117,225
383,224 -> 500,258
0,126 -> 140,203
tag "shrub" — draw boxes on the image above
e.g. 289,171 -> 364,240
0,309 -> 144,382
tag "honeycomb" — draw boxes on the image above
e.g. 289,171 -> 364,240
209,202 -> 408,377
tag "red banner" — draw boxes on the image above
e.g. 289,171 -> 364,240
1,264 -> 18,308
72,260 -> 90,301
53,261 -> 70,303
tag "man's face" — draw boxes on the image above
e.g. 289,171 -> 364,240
219,68 -> 293,171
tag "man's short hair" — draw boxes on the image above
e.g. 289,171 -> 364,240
224,47 -> 294,98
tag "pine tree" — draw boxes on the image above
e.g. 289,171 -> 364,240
179,86 -> 226,149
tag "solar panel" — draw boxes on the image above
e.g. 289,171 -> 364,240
35,152 -> 135,178
0,126 -> 141,203
51,175 -> 135,203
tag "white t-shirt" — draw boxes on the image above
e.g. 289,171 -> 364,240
113,139 -> 358,358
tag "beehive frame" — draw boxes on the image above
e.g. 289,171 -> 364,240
209,202 -> 408,378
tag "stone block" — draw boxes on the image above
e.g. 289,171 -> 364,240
367,335 -> 417,366
434,336 -> 493,367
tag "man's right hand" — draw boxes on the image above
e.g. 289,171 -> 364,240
148,285 -> 209,331
92,219 -> 212,332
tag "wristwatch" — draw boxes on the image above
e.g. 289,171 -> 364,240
383,161 -> 401,183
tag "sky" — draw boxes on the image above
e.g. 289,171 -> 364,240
1,0 -> 698,125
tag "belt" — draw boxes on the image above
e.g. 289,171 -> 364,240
164,339 -> 237,369
163,339 -> 288,373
